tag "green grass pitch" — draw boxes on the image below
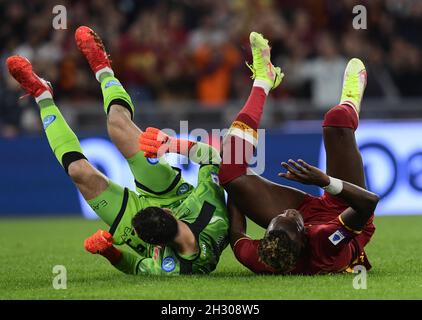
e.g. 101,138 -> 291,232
0,215 -> 421,299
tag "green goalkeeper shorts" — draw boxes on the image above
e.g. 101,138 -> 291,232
87,151 -> 193,253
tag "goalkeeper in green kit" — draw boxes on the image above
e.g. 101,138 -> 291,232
6,26 -> 229,275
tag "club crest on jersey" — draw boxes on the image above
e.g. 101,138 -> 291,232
42,115 -> 56,129
177,183 -> 190,195
211,172 -> 219,185
162,256 -> 176,272
329,229 -> 346,245
104,79 -> 122,89
146,157 -> 159,165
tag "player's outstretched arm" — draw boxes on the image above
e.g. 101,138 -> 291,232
228,200 -> 277,274
84,230 -> 139,275
84,230 -> 122,263
84,230 -> 181,275
139,127 -> 221,165
279,159 -> 379,231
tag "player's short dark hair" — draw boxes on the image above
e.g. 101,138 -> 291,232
258,229 -> 302,273
132,207 -> 178,245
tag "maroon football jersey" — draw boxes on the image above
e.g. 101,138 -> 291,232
233,192 -> 375,275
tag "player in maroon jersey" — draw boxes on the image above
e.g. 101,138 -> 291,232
219,32 -> 378,275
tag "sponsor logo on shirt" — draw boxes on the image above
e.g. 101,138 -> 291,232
177,183 -> 190,195
43,115 -> 56,129
90,199 -> 108,211
161,256 -> 176,272
329,229 -> 346,245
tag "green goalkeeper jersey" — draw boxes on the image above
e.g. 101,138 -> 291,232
111,164 -> 229,275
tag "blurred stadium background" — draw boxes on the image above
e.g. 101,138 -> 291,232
0,0 -> 421,217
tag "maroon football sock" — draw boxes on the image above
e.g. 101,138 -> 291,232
237,86 -> 267,130
323,104 -> 359,131
219,87 -> 267,185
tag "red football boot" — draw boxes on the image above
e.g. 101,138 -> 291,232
75,26 -> 113,81
6,55 -> 53,101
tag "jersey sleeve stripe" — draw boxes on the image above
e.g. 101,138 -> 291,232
233,237 -> 252,249
338,215 -> 363,234
134,167 -> 181,195
186,201 -> 216,237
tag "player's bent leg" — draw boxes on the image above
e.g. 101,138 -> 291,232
34,87 -> 123,225
69,158 -> 146,245
67,159 -> 108,201
69,158 -> 145,244
6,55 -> 133,228
218,32 -> 304,227
225,174 -> 306,228
219,32 -> 282,186
322,58 -> 367,188
106,101 -> 180,195
6,55 -> 88,173
7,54 -> 148,248
101,77 -> 180,194
106,105 -> 180,195
100,74 -> 139,158
102,76 -> 180,194
104,83 -> 180,195
86,180 -> 126,228
75,26 -> 181,195
107,105 -> 141,158
104,92 -> 181,195
75,26 -> 136,157
323,125 -> 365,188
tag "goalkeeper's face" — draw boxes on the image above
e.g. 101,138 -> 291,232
132,206 -> 179,246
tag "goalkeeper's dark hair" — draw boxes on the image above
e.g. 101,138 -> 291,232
258,229 -> 302,273
132,207 -> 178,245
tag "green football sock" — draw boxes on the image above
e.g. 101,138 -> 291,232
99,72 -> 113,83
100,75 -> 135,118
38,99 -> 84,170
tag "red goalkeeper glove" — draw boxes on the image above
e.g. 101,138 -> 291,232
84,229 -> 114,254
139,127 -> 194,158
84,230 -> 122,265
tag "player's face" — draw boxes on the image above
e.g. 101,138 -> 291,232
267,209 -> 305,246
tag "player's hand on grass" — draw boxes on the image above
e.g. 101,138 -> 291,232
139,127 -> 173,158
84,229 -> 114,254
278,159 -> 330,187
